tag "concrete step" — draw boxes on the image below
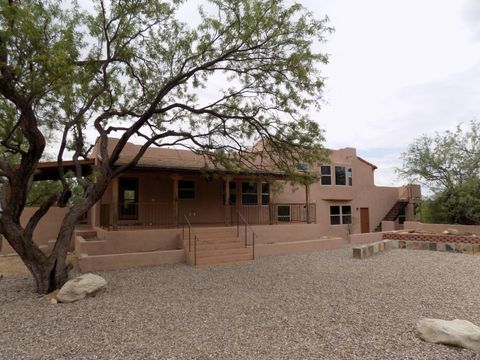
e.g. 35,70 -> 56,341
195,259 -> 255,268
195,251 -> 253,266
196,247 -> 251,257
195,241 -> 245,250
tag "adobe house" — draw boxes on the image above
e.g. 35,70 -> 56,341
1,138 -> 420,271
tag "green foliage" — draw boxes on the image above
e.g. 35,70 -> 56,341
400,121 -> 480,224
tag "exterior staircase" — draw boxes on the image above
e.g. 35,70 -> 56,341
183,227 -> 254,268
374,200 -> 409,232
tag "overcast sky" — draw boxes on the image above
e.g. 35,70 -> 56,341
76,0 -> 480,187
300,0 -> 480,185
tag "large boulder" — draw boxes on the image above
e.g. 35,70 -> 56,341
417,318 -> 480,352
57,273 -> 107,303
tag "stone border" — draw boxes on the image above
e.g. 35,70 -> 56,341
353,240 -> 391,259
353,239 -> 480,259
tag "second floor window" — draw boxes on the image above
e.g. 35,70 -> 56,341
335,166 -> 346,186
320,165 -> 332,185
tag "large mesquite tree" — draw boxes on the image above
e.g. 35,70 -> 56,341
0,0 -> 331,293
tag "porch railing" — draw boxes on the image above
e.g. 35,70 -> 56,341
99,202 -> 316,229
230,203 -> 316,225
99,202 -> 175,229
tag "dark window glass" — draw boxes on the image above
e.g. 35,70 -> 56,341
119,178 -> 138,219
335,166 -> 346,186
242,182 -> 258,205
261,183 -> 270,205
320,165 -> 332,185
178,180 -> 195,199
277,205 -> 291,222
347,168 -> 353,186
330,206 -> 340,215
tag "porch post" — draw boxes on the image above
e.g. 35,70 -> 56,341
305,182 -> 311,224
268,179 -> 274,225
224,175 -> 232,226
111,177 -> 119,230
171,174 -> 181,227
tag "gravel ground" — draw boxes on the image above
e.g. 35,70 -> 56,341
1,248 -> 480,359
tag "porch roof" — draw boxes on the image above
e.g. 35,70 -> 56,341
34,159 -> 95,181
99,138 -> 289,178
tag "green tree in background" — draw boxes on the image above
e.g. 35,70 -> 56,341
0,0 -> 331,293
399,121 -> 480,224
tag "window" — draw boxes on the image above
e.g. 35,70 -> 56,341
335,166 -> 346,186
296,163 -> 309,172
119,178 -> 138,220
277,205 -> 291,222
261,182 -> 270,205
330,205 -> 352,225
178,180 -> 195,199
242,182 -> 258,205
320,165 -> 332,185
223,181 -> 237,205
347,168 -> 353,186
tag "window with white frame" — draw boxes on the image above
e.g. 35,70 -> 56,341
347,168 -> 353,186
330,205 -> 352,225
320,165 -> 332,185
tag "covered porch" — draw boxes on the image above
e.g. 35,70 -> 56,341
96,170 -> 315,230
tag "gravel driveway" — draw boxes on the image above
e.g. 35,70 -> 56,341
1,248 -> 480,359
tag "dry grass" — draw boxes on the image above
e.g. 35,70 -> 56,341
0,253 -> 77,278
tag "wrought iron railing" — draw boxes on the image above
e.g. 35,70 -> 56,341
99,202 -> 316,230
230,203 -> 316,225
99,202 -> 175,229
235,209 -> 256,260
182,214 -> 197,265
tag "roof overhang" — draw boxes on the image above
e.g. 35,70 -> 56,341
34,159 -> 95,181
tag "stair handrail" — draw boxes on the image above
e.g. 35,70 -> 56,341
182,214 -> 193,252
235,209 -> 256,260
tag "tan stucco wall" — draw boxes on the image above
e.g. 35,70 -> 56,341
272,148 -> 408,237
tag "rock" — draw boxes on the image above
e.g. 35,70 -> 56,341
57,273 -> 107,303
417,318 -> 480,352
442,228 -> 459,235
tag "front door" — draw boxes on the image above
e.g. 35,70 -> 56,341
360,207 -> 370,233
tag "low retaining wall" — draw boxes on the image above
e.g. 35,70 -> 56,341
353,240 -> 391,259
353,238 -> 480,260
256,237 -> 343,257
383,232 -> 480,244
